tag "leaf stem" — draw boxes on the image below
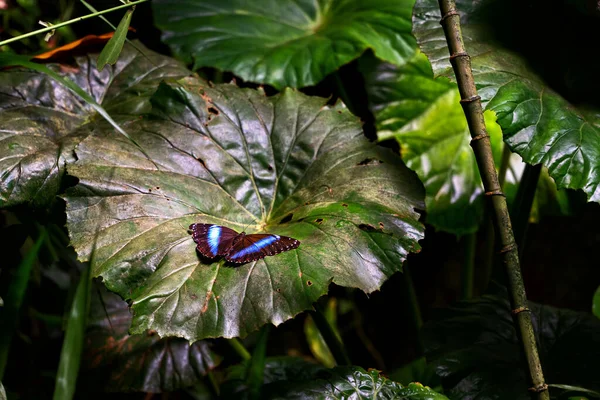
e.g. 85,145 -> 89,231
0,0 -> 149,48
511,163 -> 542,255
437,1 -> 549,398
310,304 -> 351,366
228,338 -> 251,361
0,230 -> 46,380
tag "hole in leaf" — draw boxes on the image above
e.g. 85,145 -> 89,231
379,222 -> 384,229
207,106 -> 219,115
357,158 -> 384,166
267,165 -> 273,171
358,223 -> 377,232
342,203 -> 348,207
280,213 -> 293,224
304,201 -> 310,206
315,218 -> 324,224
196,157 -> 207,168
307,280 -> 313,286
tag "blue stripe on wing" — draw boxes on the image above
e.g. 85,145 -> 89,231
229,235 -> 279,260
207,225 -> 221,256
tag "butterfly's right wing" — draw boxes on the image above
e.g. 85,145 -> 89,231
189,224 -> 239,258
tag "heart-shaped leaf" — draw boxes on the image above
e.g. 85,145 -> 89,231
224,357 -> 448,399
81,282 -> 220,393
0,43 -> 189,208
422,285 -> 600,399
413,0 -> 600,202
152,0 -> 417,89
361,52 -> 503,234
64,77 -> 425,341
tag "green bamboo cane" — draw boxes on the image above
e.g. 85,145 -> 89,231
436,1 -> 549,398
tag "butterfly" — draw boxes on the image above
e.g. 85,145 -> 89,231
189,223 -> 300,264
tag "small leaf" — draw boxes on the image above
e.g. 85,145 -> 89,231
97,8 -> 134,71
64,78 -> 425,341
152,0 -> 417,89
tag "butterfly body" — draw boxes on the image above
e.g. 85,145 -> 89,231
189,223 -> 300,264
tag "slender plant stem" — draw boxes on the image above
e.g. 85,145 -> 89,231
0,0 -> 149,48
228,338 -> 251,361
402,262 -> 424,355
0,231 -> 46,380
511,163 -> 542,255
310,304 -> 351,366
498,144 -> 512,187
437,1 -> 549,398
460,233 -> 476,300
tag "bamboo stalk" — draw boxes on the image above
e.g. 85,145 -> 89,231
436,1 -> 549,398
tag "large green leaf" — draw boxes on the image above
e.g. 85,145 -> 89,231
422,285 -> 600,399
413,0 -> 600,202
63,78 -> 425,341
152,0 -> 417,89
224,357 -> 448,399
361,52 -> 503,234
81,282 -> 220,393
0,43 -> 189,208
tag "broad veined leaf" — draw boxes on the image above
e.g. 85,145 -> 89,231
63,77 -> 425,341
0,43 -> 189,208
224,357 -> 448,399
81,282 -> 220,393
361,52 -> 503,234
413,0 -> 600,202
422,285 -> 600,399
152,0 -> 417,89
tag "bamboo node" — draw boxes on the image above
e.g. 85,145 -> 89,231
511,306 -> 530,315
499,243 -> 517,253
449,52 -> 469,61
528,383 -> 548,393
460,95 -> 481,104
439,10 -> 460,23
470,133 -> 489,142
484,189 -> 505,197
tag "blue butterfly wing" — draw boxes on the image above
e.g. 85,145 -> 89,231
189,224 -> 240,258
225,233 -> 300,263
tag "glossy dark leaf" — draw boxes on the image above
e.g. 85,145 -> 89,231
423,286 -> 600,399
224,357 -> 448,399
81,282 -> 219,393
63,78 -> 425,341
152,0 -> 417,89
0,43 -> 189,208
413,0 -> 600,203
361,52 -> 503,234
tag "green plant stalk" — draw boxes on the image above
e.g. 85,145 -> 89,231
460,233 -> 476,300
52,264 -> 92,400
0,0 -> 149,48
437,1 -> 549,398
310,304 -> 351,366
0,231 -> 46,380
246,325 -> 269,400
402,262 -> 424,355
511,163 -> 542,255
228,338 -> 251,361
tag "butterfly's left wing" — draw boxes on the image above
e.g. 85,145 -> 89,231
189,224 -> 240,258
225,233 -> 300,264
